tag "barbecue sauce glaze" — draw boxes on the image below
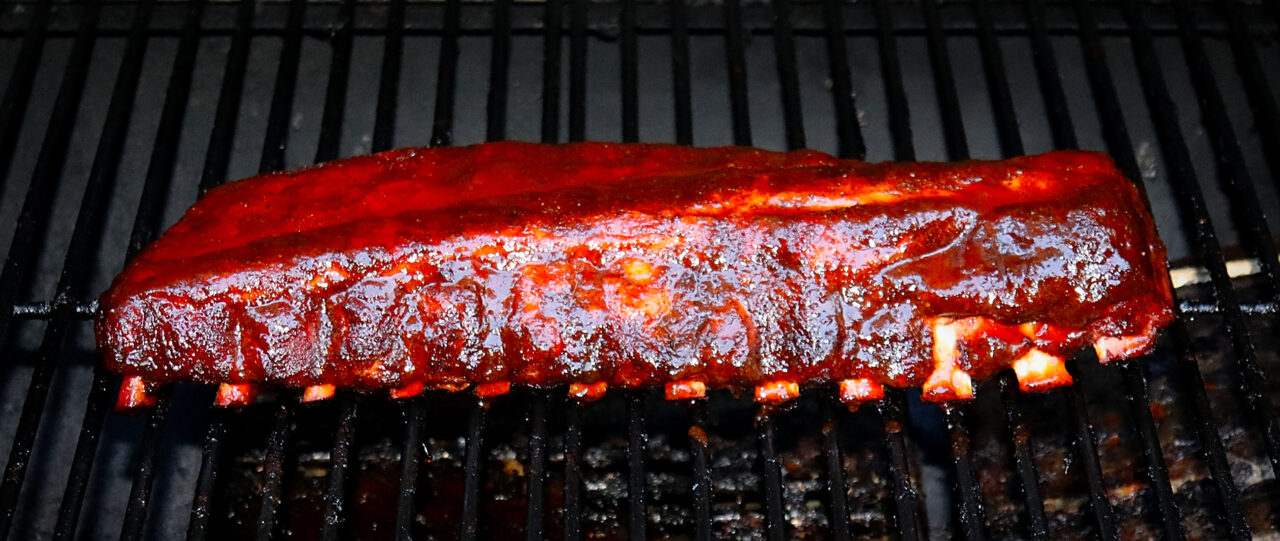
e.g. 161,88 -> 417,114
96,142 -> 1174,400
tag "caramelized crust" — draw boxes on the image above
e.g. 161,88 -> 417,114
96,142 -> 1174,403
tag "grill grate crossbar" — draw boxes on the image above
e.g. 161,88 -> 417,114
183,0 -> 257,536
313,1 -> 361,537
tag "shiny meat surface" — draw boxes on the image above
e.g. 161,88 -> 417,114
95,142 -> 1174,403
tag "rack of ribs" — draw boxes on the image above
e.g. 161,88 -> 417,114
96,142 -> 1174,410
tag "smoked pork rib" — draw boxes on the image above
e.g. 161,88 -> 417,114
96,142 -> 1174,408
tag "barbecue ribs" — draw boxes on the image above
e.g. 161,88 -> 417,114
96,142 -> 1174,409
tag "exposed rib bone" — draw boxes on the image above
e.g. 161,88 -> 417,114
838,378 -> 885,409
214,383 -> 258,407
568,382 -> 608,402
476,381 -> 511,398
390,381 -> 424,399
755,380 -> 800,403
115,376 -> 157,411
302,384 -> 336,402
665,380 -> 707,400
923,319 -> 975,402
1012,349 -> 1073,392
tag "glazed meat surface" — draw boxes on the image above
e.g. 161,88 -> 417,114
96,142 -> 1173,404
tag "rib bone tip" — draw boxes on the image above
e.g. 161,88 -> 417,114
1093,335 -> 1149,363
390,381 -> 425,399
1012,349 -> 1073,393
838,378 -> 885,407
754,380 -> 800,403
476,381 -> 512,398
568,382 -> 608,402
115,376 -> 157,411
665,380 -> 707,400
214,383 -> 258,407
301,384 -> 336,402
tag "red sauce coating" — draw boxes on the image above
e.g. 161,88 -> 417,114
95,142 -> 1174,398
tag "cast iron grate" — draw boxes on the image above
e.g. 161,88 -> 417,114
0,0 -> 1278,539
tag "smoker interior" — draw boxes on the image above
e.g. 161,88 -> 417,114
1,0 -> 1280,539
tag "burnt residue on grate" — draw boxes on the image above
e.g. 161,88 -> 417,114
204,393 -> 903,540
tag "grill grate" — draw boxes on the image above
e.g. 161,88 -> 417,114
1,0 -> 1279,539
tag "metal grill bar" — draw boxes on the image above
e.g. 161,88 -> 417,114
820,404 -> 850,541
567,0 -> 586,143
966,16 -> 1066,515
627,394 -> 649,539
320,396 -> 359,541
757,410 -> 787,541
395,397 -> 426,540
1221,0 -> 1280,193
0,0 -> 48,198
1065,2 -> 1191,538
620,0 -> 638,144
920,0 -> 967,161
460,401 -> 486,540
113,0 -> 208,535
872,0 -> 913,162
1120,0 -> 1267,535
313,2 -> 361,536
618,3 -> 648,531
540,0 -> 562,146
1172,0 -> 1280,476
669,0 -> 692,146
881,390 -> 923,541
486,0 -> 511,142
868,2 -> 942,538
119,389 -> 173,541
689,401 -> 712,541
54,369 -> 117,540
248,0 -> 309,535
1060,369 -> 1119,540
996,378 -> 1050,538
941,407 -> 985,541
0,0 -> 104,535
818,4 -> 858,534
197,0 -> 255,196
524,3 -> 560,536
771,0 -> 804,150
563,401 -> 585,541
316,0 -> 356,164
1019,1 -> 1139,537
664,7 -> 708,537
1118,367 -> 1186,540
722,0 -> 751,147
821,0 -> 862,161
523,395 -> 549,540
429,0 -> 460,148
1071,0 -> 1251,536
562,2 -> 588,534
255,404 -> 295,540
183,0 -> 256,536
397,0 -> 461,535
1169,327 -> 1251,538
372,0 -> 404,154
